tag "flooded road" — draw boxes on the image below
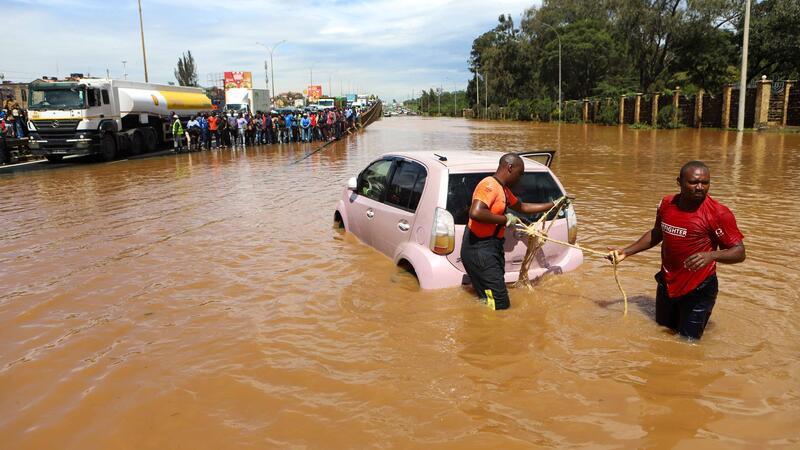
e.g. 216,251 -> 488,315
1,117 -> 799,448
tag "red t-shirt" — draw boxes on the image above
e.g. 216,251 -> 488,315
208,116 -> 218,131
656,194 -> 744,298
467,176 -> 519,238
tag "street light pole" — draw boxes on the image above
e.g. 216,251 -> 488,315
137,0 -> 149,82
257,40 -> 286,106
737,0 -> 751,131
122,60 -> 127,80
438,83 -> 442,116
453,81 -> 458,117
540,22 -> 561,120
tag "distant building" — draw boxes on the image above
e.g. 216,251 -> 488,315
0,81 -> 38,110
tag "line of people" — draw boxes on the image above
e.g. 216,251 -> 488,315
171,107 -> 362,153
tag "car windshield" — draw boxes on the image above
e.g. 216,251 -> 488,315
446,172 -> 564,225
28,85 -> 86,110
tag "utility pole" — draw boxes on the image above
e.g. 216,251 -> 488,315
485,72 -> 488,119
264,61 -> 270,99
453,81 -> 458,117
476,72 -> 480,119
256,40 -> 286,105
438,84 -> 442,116
137,0 -> 149,82
737,0 -> 751,131
122,60 -> 128,80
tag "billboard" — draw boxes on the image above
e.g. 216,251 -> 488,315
224,71 -> 253,89
307,85 -> 323,102
346,93 -> 357,103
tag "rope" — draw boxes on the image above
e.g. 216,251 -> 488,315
516,198 -> 628,316
515,196 -> 565,289
290,102 -> 382,165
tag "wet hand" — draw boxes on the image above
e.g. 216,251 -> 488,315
606,248 -> 626,264
504,213 -> 519,227
684,252 -> 714,271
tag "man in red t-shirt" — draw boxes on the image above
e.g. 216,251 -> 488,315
461,153 -> 565,310
610,161 -> 746,339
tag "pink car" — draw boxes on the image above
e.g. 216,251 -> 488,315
334,151 -> 583,289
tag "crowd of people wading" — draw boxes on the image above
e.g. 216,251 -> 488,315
171,104 -> 370,152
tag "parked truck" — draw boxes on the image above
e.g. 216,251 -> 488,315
27,78 -> 211,162
224,88 -> 270,115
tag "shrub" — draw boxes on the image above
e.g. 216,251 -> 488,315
531,98 -> 556,121
597,102 -> 619,125
656,104 -> 682,129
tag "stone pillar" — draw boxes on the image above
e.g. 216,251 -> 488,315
753,76 -> 771,129
722,85 -> 733,129
782,81 -> 794,127
672,86 -> 681,127
694,89 -> 704,128
593,100 -> 599,122
634,93 -> 642,124
651,93 -> 660,127
619,95 -> 626,124
582,99 -> 589,122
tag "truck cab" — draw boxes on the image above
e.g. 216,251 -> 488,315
27,78 -> 210,162
27,80 -> 115,161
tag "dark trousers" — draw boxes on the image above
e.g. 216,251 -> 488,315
655,273 -> 718,339
460,228 -> 510,310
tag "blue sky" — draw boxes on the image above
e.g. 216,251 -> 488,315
6,0 -> 537,101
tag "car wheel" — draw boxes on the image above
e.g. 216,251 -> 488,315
333,211 -> 346,232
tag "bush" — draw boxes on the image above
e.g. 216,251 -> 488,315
656,104 -> 683,129
563,102 -> 582,123
596,102 -> 619,125
531,98 -> 556,121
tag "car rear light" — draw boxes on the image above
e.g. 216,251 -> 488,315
430,207 -> 455,255
565,204 -> 578,244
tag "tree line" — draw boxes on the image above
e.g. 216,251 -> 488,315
415,0 -> 799,120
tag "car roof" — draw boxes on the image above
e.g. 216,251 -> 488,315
381,151 -> 550,172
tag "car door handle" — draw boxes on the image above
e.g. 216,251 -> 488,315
366,209 -> 375,219
398,221 -> 410,232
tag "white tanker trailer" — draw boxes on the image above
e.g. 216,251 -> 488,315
27,78 -> 211,162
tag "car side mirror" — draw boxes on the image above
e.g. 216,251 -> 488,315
347,177 -> 357,191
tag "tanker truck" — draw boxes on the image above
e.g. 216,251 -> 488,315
27,78 -> 211,162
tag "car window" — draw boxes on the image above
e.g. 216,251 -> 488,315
101,90 -> 110,105
386,160 -> 427,212
357,159 -> 393,201
446,172 -> 563,225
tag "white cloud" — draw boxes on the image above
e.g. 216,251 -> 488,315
7,0 -> 538,100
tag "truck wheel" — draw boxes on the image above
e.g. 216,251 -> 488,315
45,155 -> 63,163
129,130 -> 144,156
143,128 -> 157,153
99,134 -> 117,162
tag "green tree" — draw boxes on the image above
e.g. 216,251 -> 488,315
741,0 -> 800,81
174,51 -> 199,87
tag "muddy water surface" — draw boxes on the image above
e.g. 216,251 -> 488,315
1,117 -> 799,448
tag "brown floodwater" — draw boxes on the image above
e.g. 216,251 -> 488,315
1,117 -> 799,448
